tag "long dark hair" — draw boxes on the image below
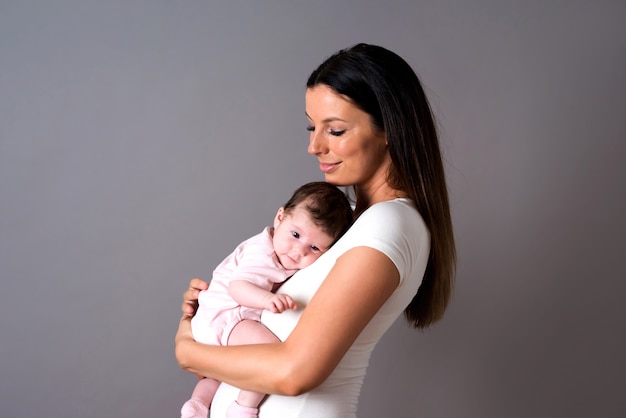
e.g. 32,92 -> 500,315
307,43 -> 456,328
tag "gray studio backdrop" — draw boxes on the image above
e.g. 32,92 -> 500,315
1,1 -> 625,417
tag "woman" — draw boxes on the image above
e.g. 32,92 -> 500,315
175,43 -> 456,417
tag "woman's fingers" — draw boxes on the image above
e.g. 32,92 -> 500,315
182,300 -> 197,318
181,278 -> 209,317
190,277 -> 209,292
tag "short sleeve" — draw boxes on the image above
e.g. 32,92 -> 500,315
343,199 -> 430,285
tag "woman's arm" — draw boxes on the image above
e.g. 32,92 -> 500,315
175,246 -> 399,396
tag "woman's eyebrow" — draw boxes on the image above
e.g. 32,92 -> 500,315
304,112 -> 347,123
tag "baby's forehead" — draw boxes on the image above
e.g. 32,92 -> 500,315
284,204 -> 315,221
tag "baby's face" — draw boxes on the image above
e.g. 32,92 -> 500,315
272,206 -> 334,270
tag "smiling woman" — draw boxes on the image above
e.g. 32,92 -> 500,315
306,84 -> 393,215
176,43 -> 456,418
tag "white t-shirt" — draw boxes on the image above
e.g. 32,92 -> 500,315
209,198 -> 430,418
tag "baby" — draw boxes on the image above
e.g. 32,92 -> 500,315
181,181 -> 353,418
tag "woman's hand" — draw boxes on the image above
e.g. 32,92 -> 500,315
182,277 -> 209,318
175,316 -> 193,351
175,315 -> 194,367
175,315 -> 205,379
177,278 -> 209,379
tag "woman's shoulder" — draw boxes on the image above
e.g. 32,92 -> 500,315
337,198 -> 429,252
339,198 -> 430,275
354,198 -> 427,235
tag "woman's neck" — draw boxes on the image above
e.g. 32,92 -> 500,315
353,184 -> 407,218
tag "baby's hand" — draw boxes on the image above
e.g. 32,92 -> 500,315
264,294 -> 297,313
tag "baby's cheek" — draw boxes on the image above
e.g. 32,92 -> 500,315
305,254 -> 322,266
273,241 -> 287,255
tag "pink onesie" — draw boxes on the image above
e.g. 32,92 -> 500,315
190,227 -> 297,346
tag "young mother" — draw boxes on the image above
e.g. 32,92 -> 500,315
175,43 -> 456,417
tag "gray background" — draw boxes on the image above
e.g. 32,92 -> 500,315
1,1 -> 624,417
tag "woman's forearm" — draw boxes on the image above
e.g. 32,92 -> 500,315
176,247 -> 400,396
176,325 -> 310,395
177,279 -> 311,394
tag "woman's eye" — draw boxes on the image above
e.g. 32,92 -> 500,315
291,231 -> 300,239
329,129 -> 345,137
307,124 -> 344,136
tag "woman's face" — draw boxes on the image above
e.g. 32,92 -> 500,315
305,84 -> 390,189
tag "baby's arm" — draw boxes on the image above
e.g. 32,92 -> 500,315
228,280 -> 296,313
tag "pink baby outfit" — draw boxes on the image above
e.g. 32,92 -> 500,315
191,227 -> 297,346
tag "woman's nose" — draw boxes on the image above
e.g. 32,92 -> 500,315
307,131 -> 326,155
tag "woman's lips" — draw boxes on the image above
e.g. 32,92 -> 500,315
319,162 -> 340,173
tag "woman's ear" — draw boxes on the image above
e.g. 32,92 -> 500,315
273,207 -> 285,228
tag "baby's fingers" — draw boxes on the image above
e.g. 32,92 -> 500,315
282,295 -> 297,310
273,295 -> 297,313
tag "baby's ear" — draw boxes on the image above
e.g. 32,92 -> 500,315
273,207 -> 285,228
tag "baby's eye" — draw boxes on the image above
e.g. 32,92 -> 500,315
291,231 -> 300,239
310,245 -> 321,252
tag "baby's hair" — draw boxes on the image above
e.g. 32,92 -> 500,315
283,182 -> 353,242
